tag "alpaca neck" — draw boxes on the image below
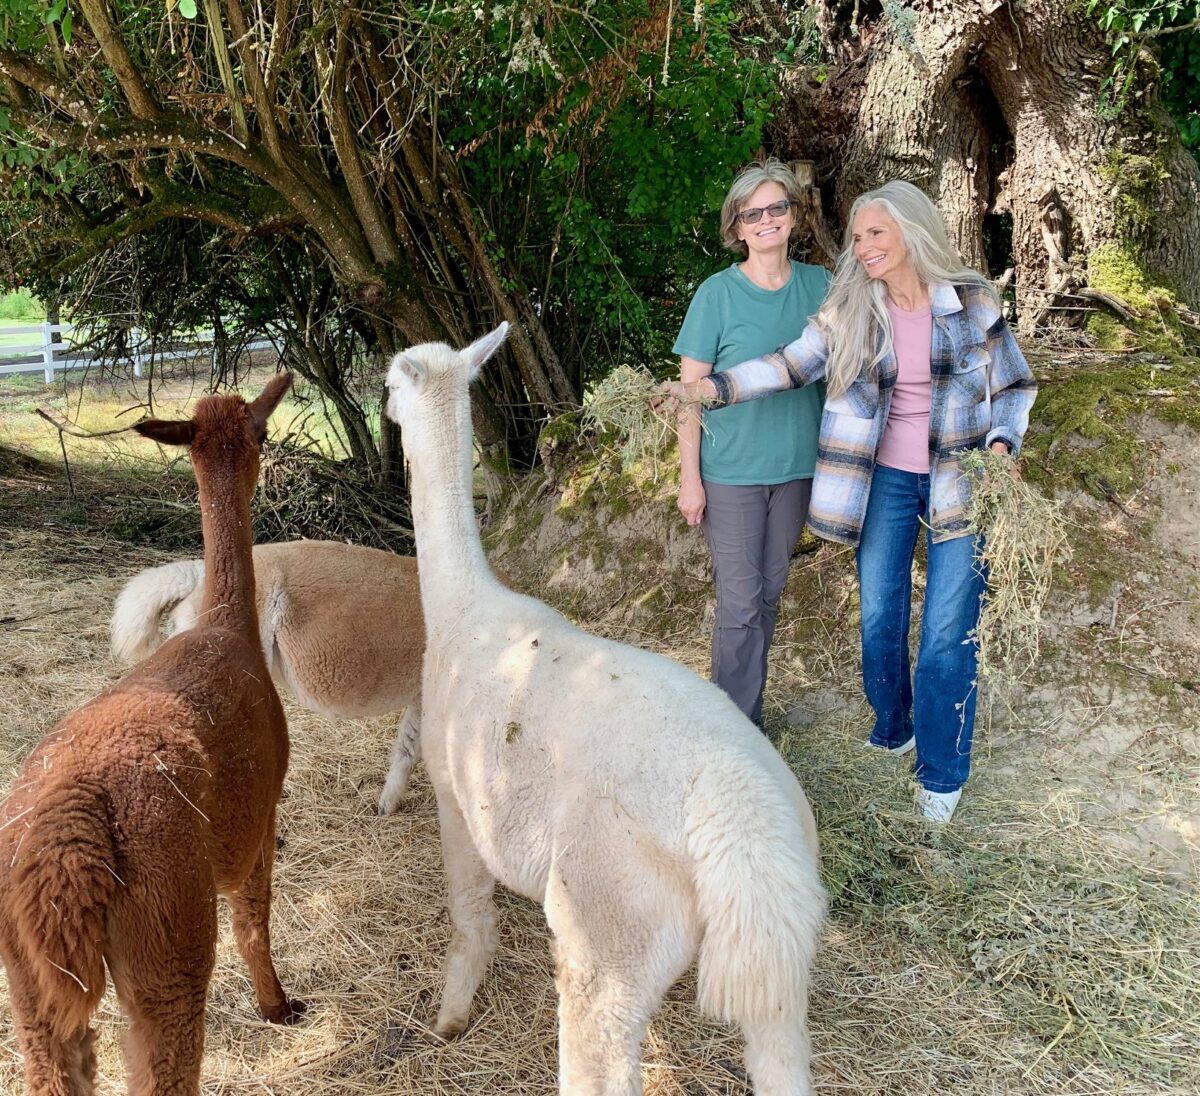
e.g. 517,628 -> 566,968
409,402 -> 491,621
194,459 -> 258,640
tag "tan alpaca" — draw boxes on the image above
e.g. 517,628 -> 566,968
0,375 -> 303,1096
110,541 -> 424,814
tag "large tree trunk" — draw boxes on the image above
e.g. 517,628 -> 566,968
779,0 -> 1200,332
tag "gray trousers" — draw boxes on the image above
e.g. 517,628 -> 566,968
702,478 -> 812,725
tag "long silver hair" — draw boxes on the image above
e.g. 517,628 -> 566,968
719,160 -> 804,258
818,180 -> 998,398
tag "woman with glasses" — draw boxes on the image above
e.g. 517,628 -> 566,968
673,160 -> 831,728
663,180 -> 1037,821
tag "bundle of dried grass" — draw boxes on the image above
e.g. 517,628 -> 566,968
579,365 -> 679,476
962,449 -> 1072,684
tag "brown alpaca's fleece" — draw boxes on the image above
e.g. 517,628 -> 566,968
0,376 -> 303,1096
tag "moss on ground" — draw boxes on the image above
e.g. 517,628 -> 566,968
1025,349 -> 1199,500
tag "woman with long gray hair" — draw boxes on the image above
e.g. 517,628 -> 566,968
662,180 -> 1037,821
672,160 -> 831,728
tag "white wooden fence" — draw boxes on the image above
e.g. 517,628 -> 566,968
0,323 -> 275,382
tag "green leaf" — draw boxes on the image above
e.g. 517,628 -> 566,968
60,10 -> 71,43
178,0 -> 197,18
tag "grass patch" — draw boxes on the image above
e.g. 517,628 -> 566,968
0,289 -> 44,323
0,369 -> 352,470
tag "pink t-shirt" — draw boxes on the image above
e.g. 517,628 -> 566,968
875,301 -> 933,473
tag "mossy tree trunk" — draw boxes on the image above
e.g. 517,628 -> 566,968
783,0 -> 1200,333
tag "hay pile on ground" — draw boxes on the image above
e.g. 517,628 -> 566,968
1,522 -> 1196,1096
255,443 -> 414,552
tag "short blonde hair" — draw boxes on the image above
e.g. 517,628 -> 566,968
719,160 -> 804,257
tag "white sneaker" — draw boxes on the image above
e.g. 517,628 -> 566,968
917,787 -> 962,823
866,734 -> 916,756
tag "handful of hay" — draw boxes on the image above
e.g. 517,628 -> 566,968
961,449 -> 1072,685
580,364 -> 692,476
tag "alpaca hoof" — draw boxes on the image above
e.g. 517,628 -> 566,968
264,997 -> 308,1025
378,782 -> 408,816
429,1015 -> 468,1042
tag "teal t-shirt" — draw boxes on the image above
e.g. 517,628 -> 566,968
672,261 -> 830,485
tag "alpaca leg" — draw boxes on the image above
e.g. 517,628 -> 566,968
378,702 -> 421,815
432,788 -> 497,1038
227,824 -> 306,1025
107,892 -> 216,1096
742,1017 -> 813,1096
544,839 -> 697,1095
119,985 -> 209,1096
6,956 -> 97,1096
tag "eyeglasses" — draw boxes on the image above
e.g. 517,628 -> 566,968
736,199 -> 792,226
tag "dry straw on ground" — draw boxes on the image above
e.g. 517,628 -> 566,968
2,520 -> 1196,1095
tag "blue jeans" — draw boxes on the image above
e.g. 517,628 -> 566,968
856,465 -> 987,793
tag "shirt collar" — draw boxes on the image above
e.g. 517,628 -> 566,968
929,282 -> 963,318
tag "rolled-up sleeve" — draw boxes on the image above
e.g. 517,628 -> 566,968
708,321 -> 830,407
983,314 -> 1038,455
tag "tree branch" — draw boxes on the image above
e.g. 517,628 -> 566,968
60,116 -> 264,170
75,0 -> 161,120
1140,19 -> 1200,38
200,0 -> 249,144
313,18 -> 399,266
49,177 -> 297,276
222,0 -> 283,161
0,49 -> 98,123
263,0 -> 295,106
50,116 -> 379,285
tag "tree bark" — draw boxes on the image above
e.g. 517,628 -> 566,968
780,0 -> 1200,330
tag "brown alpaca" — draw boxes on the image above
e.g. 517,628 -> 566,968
0,374 -> 304,1096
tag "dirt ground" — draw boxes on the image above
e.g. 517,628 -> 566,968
0,382 -> 1197,1093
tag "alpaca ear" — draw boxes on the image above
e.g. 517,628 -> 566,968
463,322 -> 510,380
248,372 -> 294,442
134,418 -> 196,447
388,352 -> 426,390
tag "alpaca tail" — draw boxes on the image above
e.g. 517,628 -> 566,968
110,558 -> 205,663
7,779 -> 118,1038
687,768 -> 827,1030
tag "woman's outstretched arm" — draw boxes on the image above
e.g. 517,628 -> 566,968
660,320 -> 831,409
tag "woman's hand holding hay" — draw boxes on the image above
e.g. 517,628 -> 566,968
653,378 -> 718,416
987,440 -> 1020,482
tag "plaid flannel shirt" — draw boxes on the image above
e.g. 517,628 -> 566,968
707,282 -> 1038,546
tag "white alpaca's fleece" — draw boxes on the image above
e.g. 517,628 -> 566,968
386,324 -> 826,1096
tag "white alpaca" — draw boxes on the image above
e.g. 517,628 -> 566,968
110,541 -> 423,813
386,325 -> 827,1096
